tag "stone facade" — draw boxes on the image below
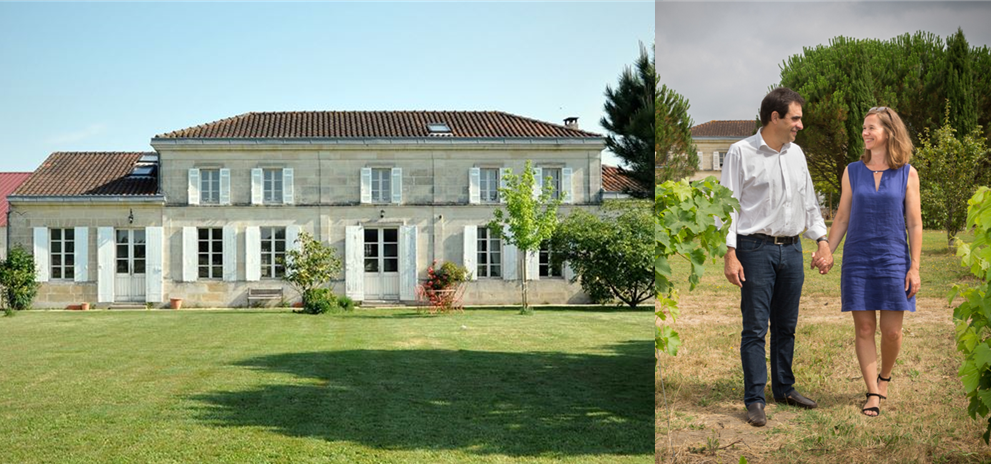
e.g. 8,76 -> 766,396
9,118 -> 607,308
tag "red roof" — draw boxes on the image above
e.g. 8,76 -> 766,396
156,111 -> 601,139
12,152 -> 158,197
601,165 -> 644,193
0,173 -> 31,226
691,120 -> 758,138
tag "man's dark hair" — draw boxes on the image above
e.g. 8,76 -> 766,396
760,87 -> 805,127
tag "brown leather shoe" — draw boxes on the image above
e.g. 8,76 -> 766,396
774,390 -> 818,409
746,402 -> 766,427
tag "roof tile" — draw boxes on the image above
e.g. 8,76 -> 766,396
691,120 -> 758,138
13,152 -> 158,197
601,165 -> 644,193
0,172 -> 31,226
156,111 -> 601,139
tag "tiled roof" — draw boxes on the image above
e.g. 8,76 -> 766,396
691,120 -> 758,138
0,172 -> 31,226
602,165 -> 644,193
156,111 -> 601,139
12,152 -> 159,197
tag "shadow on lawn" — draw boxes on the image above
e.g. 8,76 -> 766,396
192,340 -> 651,457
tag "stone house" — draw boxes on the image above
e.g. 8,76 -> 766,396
1,172 -> 32,258
688,120 -> 757,181
7,111 -> 612,308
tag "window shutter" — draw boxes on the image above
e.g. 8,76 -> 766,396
188,169 -> 200,205
220,168 -> 231,205
286,225 -> 301,253
713,151 -> 721,171
564,262 -> 576,282
499,168 -> 509,204
145,226 -> 164,303
97,227 -> 114,302
561,167 -> 573,204
463,225 -> 477,281
33,227 -> 49,282
182,227 -> 197,282
245,226 -> 261,282
360,168 -> 372,204
74,227 -> 88,282
533,167 -> 543,199
251,168 -> 263,205
468,168 -> 481,204
399,225 -> 417,301
502,229 -> 518,281
391,167 -> 402,204
526,250 -> 539,281
222,225 -> 237,282
283,168 -> 294,205
697,151 -> 704,170
345,225 -> 364,300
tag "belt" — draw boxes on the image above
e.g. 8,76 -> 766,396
746,233 -> 800,245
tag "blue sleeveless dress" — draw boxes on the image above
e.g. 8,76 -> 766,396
841,161 -> 915,312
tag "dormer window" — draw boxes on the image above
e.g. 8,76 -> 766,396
427,122 -> 452,136
129,154 -> 159,178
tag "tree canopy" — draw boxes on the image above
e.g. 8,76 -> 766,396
778,28 -> 991,196
655,78 -> 697,183
601,42 -> 657,196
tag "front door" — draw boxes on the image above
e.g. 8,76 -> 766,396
363,227 -> 399,300
114,229 -> 147,302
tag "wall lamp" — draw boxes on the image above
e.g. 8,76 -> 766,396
379,209 -> 386,219
128,209 -> 134,224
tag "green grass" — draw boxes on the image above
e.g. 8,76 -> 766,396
0,308 -> 652,463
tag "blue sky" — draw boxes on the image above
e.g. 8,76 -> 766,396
0,2 -> 653,172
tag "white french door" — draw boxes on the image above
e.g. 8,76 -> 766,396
363,227 -> 400,300
114,229 -> 147,302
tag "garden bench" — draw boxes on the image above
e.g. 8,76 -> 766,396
247,288 -> 283,306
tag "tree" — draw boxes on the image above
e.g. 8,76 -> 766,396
602,42 -> 657,196
655,79 -> 698,183
488,160 -> 562,315
914,103 -> 989,248
281,231 -> 343,304
552,200 -> 652,308
778,29 -> 991,195
0,246 -> 39,311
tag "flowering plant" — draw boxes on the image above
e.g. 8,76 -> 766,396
419,260 -> 471,313
425,260 -> 470,290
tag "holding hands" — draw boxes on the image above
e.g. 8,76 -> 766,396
810,240 -> 834,275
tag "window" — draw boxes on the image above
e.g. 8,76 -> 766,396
263,169 -> 284,204
717,152 -> 725,169
260,227 -> 286,279
50,228 -> 74,280
200,169 -> 221,204
364,228 -> 398,273
539,240 -> 563,278
371,168 -> 391,203
198,228 -> 223,279
544,168 -> 562,199
480,168 -> 500,203
427,122 -> 452,135
477,227 -> 501,278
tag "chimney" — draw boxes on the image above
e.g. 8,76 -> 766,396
564,117 -> 579,130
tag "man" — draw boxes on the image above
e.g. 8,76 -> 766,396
719,87 -> 834,427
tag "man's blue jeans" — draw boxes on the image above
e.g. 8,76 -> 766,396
735,235 -> 804,407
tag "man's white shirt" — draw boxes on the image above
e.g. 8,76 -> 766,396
718,129 -> 827,249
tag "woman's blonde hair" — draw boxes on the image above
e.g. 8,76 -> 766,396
861,106 -> 913,170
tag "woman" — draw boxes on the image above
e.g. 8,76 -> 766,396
816,106 -> 922,416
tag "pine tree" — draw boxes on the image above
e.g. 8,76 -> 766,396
601,42 -> 657,196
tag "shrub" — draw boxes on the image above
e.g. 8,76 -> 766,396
0,246 -> 39,311
301,288 -> 335,315
336,295 -> 356,313
426,260 -> 470,290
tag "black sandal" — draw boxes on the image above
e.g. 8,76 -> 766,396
862,392 -> 886,416
877,374 -> 892,400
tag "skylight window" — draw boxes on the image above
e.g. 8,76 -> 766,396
426,122 -> 452,136
130,153 -> 159,177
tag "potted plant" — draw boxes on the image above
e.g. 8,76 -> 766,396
170,297 -> 183,310
418,261 -> 471,313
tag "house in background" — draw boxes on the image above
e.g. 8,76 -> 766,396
601,165 -> 644,200
689,120 -> 757,181
0,172 -> 32,258
8,111 -> 608,308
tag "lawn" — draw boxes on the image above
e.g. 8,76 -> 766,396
657,229 -> 991,463
0,307 -> 652,464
